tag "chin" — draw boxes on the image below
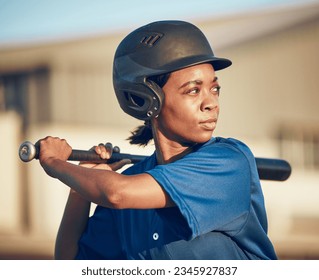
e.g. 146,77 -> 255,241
197,137 -> 212,144
192,132 -> 214,144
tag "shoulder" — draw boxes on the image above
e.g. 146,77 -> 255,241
122,152 -> 157,175
150,137 -> 254,182
204,137 -> 252,153
186,137 -> 254,165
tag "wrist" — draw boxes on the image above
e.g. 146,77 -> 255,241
40,157 -> 62,178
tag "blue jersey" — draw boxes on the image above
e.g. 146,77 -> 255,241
75,137 -> 277,259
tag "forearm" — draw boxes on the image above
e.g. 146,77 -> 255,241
42,158 -> 123,208
55,190 -> 91,260
41,152 -> 173,209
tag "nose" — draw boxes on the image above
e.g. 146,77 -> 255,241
200,90 -> 219,112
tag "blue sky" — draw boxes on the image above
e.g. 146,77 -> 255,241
0,0 -> 317,47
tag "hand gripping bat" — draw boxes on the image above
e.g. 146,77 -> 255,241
18,140 -> 291,181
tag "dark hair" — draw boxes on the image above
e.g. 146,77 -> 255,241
127,73 -> 171,146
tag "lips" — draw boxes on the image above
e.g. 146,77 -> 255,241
199,118 -> 217,130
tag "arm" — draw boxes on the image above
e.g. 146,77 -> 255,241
54,189 -> 90,260
54,143 -> 136,260
39,136 -> 174,209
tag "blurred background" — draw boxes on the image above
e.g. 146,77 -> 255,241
0,0 -> 318,259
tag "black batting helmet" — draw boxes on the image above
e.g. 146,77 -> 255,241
113,20 -> 232,120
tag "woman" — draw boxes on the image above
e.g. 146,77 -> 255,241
38,20 -> 277,259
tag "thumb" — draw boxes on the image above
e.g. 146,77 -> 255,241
109,159 -> 132,171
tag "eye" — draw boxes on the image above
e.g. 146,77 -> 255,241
211,86 -> 221,95
186,88 -> 200,95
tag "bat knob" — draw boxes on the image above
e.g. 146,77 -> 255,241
19,141 -> 37,162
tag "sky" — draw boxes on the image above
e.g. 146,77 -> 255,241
0,0 -> 318,48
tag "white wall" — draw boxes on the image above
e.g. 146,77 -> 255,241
0,112 -> 23,234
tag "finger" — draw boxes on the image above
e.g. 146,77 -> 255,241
105,142 -> 113,153
94,143 -> 104,154
93,142 -> 112,160
109,159 -> 132,171
101,142 -> 112,160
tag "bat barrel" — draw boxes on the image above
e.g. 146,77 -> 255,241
255,157 -> 291,181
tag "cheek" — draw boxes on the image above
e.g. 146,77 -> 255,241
162,100 -> 198,125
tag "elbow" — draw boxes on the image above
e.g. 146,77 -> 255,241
106,190 -> 125,209
94,172 -> 128,209
103,186 -> 127,209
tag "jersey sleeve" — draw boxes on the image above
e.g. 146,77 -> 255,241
146,139 -> 252,239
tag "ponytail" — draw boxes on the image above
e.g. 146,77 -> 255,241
127,121 -> 153,146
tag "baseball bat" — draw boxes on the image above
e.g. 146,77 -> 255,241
18,141 -> 291,181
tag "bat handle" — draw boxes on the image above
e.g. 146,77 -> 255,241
18,141 -> 144,164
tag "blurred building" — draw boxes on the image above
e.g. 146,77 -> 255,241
0,2 -> 319,259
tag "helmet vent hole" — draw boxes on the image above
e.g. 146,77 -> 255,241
124,92 -> 145,107
140,34 -> 162,47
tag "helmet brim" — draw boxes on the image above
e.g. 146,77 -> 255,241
139,55 -> 232,80
159,54 -> 232,74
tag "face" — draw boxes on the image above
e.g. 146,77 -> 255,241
155,63 -> 220,146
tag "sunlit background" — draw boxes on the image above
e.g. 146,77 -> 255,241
0,0 -> 319,259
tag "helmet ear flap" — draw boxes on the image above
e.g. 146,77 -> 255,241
144,79 -> 164,119
117,80 -> 164,121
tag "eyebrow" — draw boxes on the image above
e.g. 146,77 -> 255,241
179,76 -> 218,89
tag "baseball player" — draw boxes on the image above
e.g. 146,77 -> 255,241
38,20 -> 277,259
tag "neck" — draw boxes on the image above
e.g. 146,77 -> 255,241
151,121 -> 196,164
